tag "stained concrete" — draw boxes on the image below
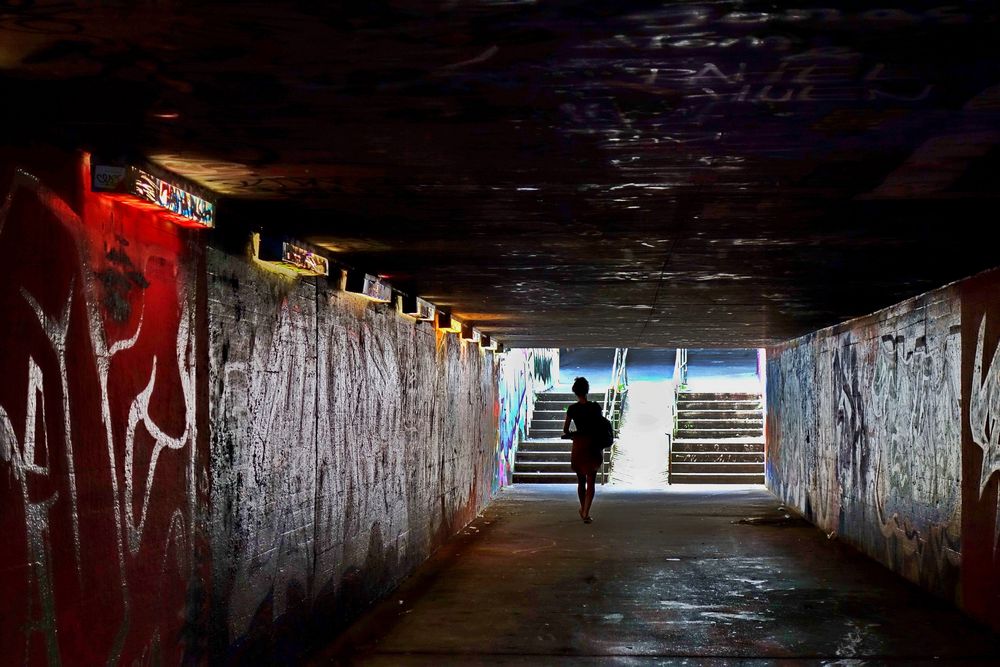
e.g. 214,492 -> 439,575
311,485 -> 1000,664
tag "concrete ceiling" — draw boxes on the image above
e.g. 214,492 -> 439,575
3,1 -> 999,347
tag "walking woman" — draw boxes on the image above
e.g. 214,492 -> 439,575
562,377 -> 603,523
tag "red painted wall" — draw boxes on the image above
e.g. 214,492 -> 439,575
0,148 -> 506,663
961,269 -> 1000,630
0,150 -> 208,665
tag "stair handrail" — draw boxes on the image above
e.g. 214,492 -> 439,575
602,347 -> 629,427
666,348 -> 687,480
600,347 -> 629,485
669,348 -> 686,422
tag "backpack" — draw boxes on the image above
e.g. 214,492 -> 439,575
593,410 -> 615,450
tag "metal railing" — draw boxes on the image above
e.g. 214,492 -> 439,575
665,348 -> 687,483
600,347 -> 629,484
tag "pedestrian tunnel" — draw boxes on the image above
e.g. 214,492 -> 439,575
515,348 -> 767,488
1,152 -> 999,664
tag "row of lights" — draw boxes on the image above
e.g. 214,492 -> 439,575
90,159 -> 507,352
257,234 -> 506,352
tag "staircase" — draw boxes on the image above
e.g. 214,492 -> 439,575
669,391 -> 764,484
513,389 -> 617,484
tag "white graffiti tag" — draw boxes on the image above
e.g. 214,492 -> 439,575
971,314 -> 1000,496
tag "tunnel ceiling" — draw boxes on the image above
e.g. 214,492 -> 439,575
3,1 -> 999,347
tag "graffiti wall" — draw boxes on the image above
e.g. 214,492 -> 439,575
207,250 -> 500,656
0,151 -> 208,665
494,348 -> 557,490
0,150 -> 510,663
768,269 -> 1000,629
961,269 -> 1000,630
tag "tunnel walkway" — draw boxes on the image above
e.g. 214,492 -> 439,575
311,486 -> 1000,664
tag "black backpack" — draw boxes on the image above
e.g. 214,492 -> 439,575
593,407 -> 615,450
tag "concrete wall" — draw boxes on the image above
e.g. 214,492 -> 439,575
207,251 -> 500,658
767,267 -> 1000,630
0,151 -> 209,665
495,348 -> 556,489
0,149 -> 520,664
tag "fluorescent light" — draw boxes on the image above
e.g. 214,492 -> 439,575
255,235 -> 330,276
345,271 -> 391,302
91,162 -> 215,227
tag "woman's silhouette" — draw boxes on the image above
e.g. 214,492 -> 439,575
562,377 -> 603,523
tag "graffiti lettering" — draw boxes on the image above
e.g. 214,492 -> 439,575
970,315 -> 1000,495
0,162 -> 198,664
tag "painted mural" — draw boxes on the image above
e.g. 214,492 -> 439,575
768,289 -> 963,603
494,348 -> 557,490
0,153 -> 206,664
208,253 -> 501,656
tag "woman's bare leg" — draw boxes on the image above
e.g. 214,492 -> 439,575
577,473 -> 587,517
582,471 -> 597,519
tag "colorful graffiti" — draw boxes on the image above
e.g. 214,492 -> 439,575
770,269 -> 1000,632
0,153 -> 205,664
494,348 -> 557,490
767,290 -> 963,603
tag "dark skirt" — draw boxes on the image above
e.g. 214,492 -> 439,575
570,435 -> 602,476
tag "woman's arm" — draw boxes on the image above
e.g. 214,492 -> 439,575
562,407 -> 572,437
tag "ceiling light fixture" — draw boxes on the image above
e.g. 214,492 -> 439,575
90,160 -> 215,228
345,270 -> 391,302
255,235 -> 330,276
435,311 -> 462,334
399,293 -> 435,321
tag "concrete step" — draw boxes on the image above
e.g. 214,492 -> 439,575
677,409 -> 761,419
514,461 -> 575,474
673,439 -> 764,453
533,409 -> 568,420
534,399 -> 619,411
676,427 -> 764,439
512,471 -> 580,484
541,392 -> 608,402
518,439 -> 572,453
530,418 -> 566,428
671,451 -> 764,463
517,451 -> 573,463
677,400 -> 761,411
669,472 -> 765,484
535,401 -> 571,408
677,418 -> 763,430
670,461 -> 763,474
531,428 -> 567,438
678,392 -> 760,401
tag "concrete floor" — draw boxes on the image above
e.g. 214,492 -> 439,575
310,486 -> 1000,665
